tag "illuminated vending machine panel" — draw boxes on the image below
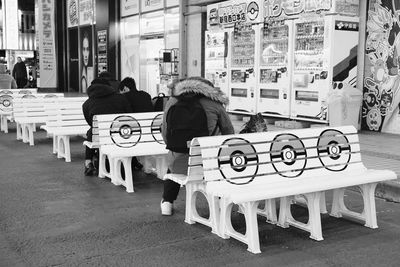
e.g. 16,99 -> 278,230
257,18 -> 293,117
228,22 -> 258,115
290,17 -> 330,123
204,31 -> 229,103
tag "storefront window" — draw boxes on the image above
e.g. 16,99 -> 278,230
121,15 -> 140,86
165,7 -> 179,49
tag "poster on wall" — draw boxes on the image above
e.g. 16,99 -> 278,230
80,26 -> 93,93
362,0 -> 400,134
38,0 -> 57,88
79,0 -> 94,25
141,0 -> 164,13
97,30 -> 107,75
121,36 -> 140,88
121,0 -> 139,17
67,0 -> 79,28
69,28 -> 79,92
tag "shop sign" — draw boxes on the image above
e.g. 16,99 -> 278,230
263,0 -> 332,18
207,0 -> 261,29
121,0 -> 139,17
38,0 -> 57,88
141,0 -> 164,13
67,0 -> 79,28
79,0 -> 94,25
97,30 -> 108,74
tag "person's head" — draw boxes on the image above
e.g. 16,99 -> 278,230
82,32 -> 90,67
17,57 -> 22,63
119,77 -> 137,93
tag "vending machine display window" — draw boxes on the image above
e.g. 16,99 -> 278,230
231,23 -> 255,67
261,20 -> 289,66
231,88 -> 247,97
260,69 -> 278,83
260,89 -> 279,99
295,91 -> 318,102
231,70 -> 246,83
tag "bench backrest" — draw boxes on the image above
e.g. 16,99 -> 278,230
44,99 -> 87,128
93,112 -> 164,148
0,88 -> 38,95
188,126 -> 363,186
12,96 -> 82,122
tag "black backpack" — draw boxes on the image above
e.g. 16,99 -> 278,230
166,95 -> 209,153
152,93 -> 170,111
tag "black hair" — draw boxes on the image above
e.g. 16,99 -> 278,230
119,77 -> 137,92
91,78 -> 111,86
98,71 -> 114,79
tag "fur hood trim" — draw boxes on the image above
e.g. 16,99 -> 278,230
173,79 -> 229,105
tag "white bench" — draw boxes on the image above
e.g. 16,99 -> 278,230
12,94 -> 66,145
92,112 -> 168,193
41,98 -> 89,162
167,126 -> 397,253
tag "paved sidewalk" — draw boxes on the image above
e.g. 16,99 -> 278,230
0,121 -> 400,265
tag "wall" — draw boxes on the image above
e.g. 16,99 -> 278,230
362,0 -> 400,134
186,10 -> 203,77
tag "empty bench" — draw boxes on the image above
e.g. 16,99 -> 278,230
166,126 -> 397,253
91,111 -> 168,192
41,97 -> 89,162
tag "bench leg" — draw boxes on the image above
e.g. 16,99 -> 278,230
330,183 -> 378,229
278,193 -> 323,241
220,198 -> 261,254
57,136 -> 71,162
52,135 -> 57,154
98,150 -> 110,178
16,122 -> 22,140
0,115 -> 8,133
184,183 -> 218,234
257,199 -> 278,224
27,123 -> 35,146
113,157 -> 134,193
294,192 -> 327,214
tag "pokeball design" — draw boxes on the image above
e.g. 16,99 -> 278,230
22,94 -> 36,98
247,1 -> 259,21
217,137 -> 259,185
270,133 -> 307,178
151,114 -> 164,144
317,129 -> 351,171
110,115 -> 141,147
0,95 -> 13,112
18,90 -> 32,94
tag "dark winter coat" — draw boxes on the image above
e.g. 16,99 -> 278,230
12,62 -> 27,80
123,90 -> 153,113
82,83 -> 132,140
162,78 -> 234,174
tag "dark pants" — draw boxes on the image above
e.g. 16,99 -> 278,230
16,78 -> 27,88
162,169 -> 181,203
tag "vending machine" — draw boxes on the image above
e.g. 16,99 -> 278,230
290,14 -> 359,123
227,22 -> 259,114
204,30 -> 229,101
256,18 -> 294,117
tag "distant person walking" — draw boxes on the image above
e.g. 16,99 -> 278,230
12,57 -> 28,88
0,65 -> 17,89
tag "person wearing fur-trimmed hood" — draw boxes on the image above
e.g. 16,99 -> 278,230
160,76 -> 234,216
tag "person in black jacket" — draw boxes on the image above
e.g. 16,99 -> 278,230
12,57 -> 28,88
82,78 -> 132,175
118,77 -> 153,112
118,77 -> 153,170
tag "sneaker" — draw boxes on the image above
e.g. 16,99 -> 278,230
84,162 -> 96,176
160,200 -> 173,216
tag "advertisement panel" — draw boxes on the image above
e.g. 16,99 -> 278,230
67,0 -> 79,28
121,0 -> 139,17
